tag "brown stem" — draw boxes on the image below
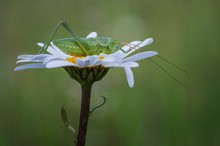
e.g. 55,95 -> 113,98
76,83 -> 92,146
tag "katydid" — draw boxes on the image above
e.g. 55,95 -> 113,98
40,21 -> 121,56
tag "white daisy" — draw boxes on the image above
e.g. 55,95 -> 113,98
15,32 -> 158,87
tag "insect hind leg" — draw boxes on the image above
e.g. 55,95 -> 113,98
39,21 -> 89,54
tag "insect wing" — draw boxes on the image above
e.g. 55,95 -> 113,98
96,37 -> 111,47
52,38 -> 86,55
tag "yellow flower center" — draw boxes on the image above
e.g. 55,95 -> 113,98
66,55 -> 105,64
99,56 -> 105,60
66,56 -> 85,64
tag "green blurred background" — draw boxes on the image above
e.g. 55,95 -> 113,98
1,0 -> 220,145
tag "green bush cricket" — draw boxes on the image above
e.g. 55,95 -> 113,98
40,21 -> 122,56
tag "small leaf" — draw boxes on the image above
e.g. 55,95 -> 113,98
61,105 -> 76,135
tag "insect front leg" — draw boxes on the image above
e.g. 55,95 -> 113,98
39,21 -> 89,54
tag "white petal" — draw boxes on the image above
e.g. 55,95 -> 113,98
46,46 -> 59,55
124,38 -> 154,57
37,42 -> 70,59
50,42 -> 70,58
37,43 -> 53,54
139,38 -> 153,47
122,51 -> 158,63
85,55 -> 99,66
74,55 -> 98,67
103,62 -> 139,68
32,54 -> 52,59
45,60 -> 77,68
17,55 -> 34,60
118,41 -> 142,55
16,59 -> 40,63
37,43 -> 44,47
124,67 -> 134,88
42,56 -> 61,64
106,51 -> 124,60
96,52 -> 124,66
76,59 -> 86,67
97,53 -> 122,65
14,63 -> 45,71
86,32 -> 97,38
16,54 -> 52,63
121,62 -> 139,67
96,58 -> 116,65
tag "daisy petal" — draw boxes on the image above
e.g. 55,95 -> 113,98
121,62 -> 139,67
96,57 -> 117,65
50,43 -> 70,58
124,38 -> 154,57
45,60 -> 77,68
85,55 -> 99,66
97,53 -> 122,65
15,63 -> 45,71
37,42 -> 44,47
37,42 -> 70,59
104,62 -> 139,68
139,38 -> 153,47
46,46 -> 59,55
17,55 -> 34,60
120,41 -> 142,52
31,54 -> 52,61
122,51 -> 158,63
124,67 -> 134,88
86,32 -> 97,38
106,51 -> 124,60
76,59 -> 86,67
16,59 -> 40,64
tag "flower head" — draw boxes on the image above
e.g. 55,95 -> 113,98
15,32 -> 158,87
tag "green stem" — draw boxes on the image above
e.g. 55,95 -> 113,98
76,83 -> 93,146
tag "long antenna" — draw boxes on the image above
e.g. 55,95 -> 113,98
149,58 -> 201,94
149,58 -> 185,87
156,55 -> 189,74
156,55 -> 207,80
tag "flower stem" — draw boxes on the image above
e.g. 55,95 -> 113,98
76,83 -> 92,146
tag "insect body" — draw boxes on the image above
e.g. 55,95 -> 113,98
52,37 -> 120,56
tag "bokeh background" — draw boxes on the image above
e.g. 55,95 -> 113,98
1,0 -> 220,145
